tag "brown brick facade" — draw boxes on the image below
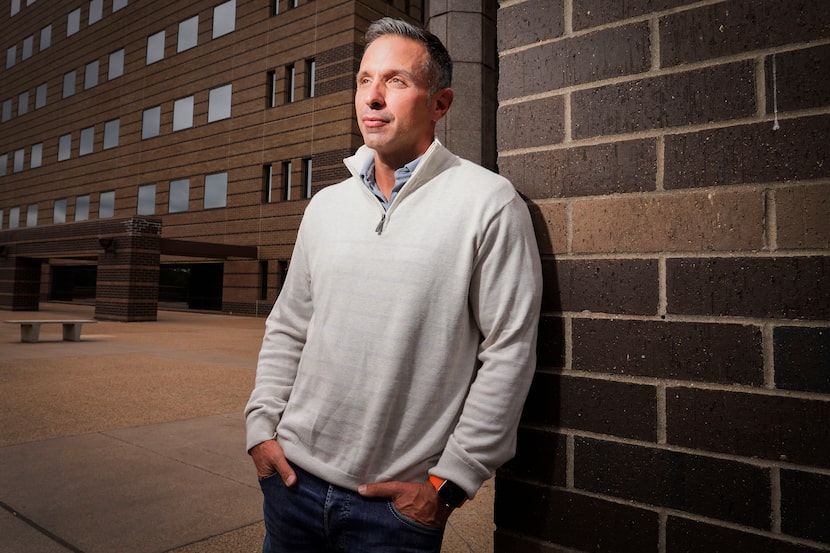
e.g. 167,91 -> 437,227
497,1 -> 830,551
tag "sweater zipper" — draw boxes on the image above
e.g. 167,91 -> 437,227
375,212 -> 386,235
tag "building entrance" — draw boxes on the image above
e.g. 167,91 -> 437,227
160,264 -> 224,311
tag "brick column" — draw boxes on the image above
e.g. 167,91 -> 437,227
94,219 -> 161,322
429,1 -> 498,170
0,256 -> 42,311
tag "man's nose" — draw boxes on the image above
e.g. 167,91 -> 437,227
365,82 -> 384,109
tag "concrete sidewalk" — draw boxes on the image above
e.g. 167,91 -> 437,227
0,303 -> 494,553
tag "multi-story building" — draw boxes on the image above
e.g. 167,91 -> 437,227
0,0 -> 444,320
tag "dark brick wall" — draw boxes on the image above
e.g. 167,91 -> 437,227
496,1 -> 830,551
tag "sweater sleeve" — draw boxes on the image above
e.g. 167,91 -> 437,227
431,193 -> 543,498
244,219 -> 314,453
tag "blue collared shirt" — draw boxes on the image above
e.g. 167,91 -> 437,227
360,155 -> 422,211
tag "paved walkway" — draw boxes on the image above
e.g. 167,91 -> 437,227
0,303 -> 493,553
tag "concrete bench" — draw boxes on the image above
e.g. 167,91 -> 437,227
4,319 -> 97,343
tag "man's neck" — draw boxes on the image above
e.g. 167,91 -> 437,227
372,142 -> 432,199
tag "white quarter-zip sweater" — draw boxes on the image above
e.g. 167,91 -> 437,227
245,140 -> 542,498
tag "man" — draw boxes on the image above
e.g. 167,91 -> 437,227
245,17 -> 542,552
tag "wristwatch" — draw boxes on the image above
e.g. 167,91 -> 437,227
430,475 -> 467,509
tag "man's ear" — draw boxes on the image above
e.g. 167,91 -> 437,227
431,88 -> 454,122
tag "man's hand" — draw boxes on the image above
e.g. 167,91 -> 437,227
249,439 -> 297,486
358,480 -> 453,528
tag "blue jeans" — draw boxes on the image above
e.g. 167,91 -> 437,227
259,464 -> 445,553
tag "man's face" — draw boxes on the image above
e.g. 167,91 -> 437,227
355,35 -> 450,166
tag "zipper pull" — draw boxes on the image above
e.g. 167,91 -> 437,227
375,213 -> 386,235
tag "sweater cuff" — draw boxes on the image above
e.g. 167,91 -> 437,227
430,437 -> 492,500
245,411 -> 278,453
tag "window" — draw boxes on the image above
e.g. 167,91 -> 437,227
263,164 -> 274,202
178,15 -> 198,52
54,199 -> 67,224
6,45 -> 16,68
266,70 -> 277,108
282,161 -> 292,201
84,60 -> 99,89
63,70 -> 76,98
285,64 -> 295,103
11,0 -> 20,16
9,207 -> 20,229
0,210 -> 4,229
306,59 -> 316,98
146,30 -> 165,64
0,154 -> 7,176
169,179 -> 190,212
58,133 -> 72,161
75,195 -> 90,221
40,25 -> 52,50
137,184 -> 156,215
173,96 -> 194,131
13,149 -> 24,173
208,84 -> 232,121
113,0 -> 127,12
88,0 -> 103,24
272,0 -> 278,15
259,260 -> 268,300
80,126 -> 95,155
35,83 -> 47,109
99,191 -> 115,218
108,49 -> 125,80
212,0 -> 236,38
67,8 -> 81,36
204,172 -> 228,209
2,99 -> 11,122
103,119 -> 120,149
30,142 -> 42,168
302,157 -> 313,198
17,91 -> 28,116
142,106 -> 161,139
26,204 -> 38,227
22,35 -> 33,60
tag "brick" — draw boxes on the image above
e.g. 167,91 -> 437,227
572,189 -> 765,254
667,517 -> 827,553
664,116 -> 830,189
543,258 -> 659,315
497,0 -> 564,51
500,428 -> 567,486
496,479 -> 658,551
500,139 -> 657,200
573,0 -> 698,30
766,44 -> 830,113
781,470 -> 830,543
523,373 -> 658,441
667,257 -> 830,320
526,201 -> 567,255
497,96 -> 565,150
573,319 -> 764,384
536,315 -> 565,368
774,327 -> 830,393
666,387 -> 830,468
776,183 -> 830,250
572,61 -> 756,138
576,438 -> 771,527
661,2 -> 830,67
499,22 -> 650,100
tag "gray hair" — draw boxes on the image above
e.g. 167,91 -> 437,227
364,17 -> 453,95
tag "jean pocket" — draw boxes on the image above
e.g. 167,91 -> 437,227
387,501 -> 444,535
258,471 -> 284,487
